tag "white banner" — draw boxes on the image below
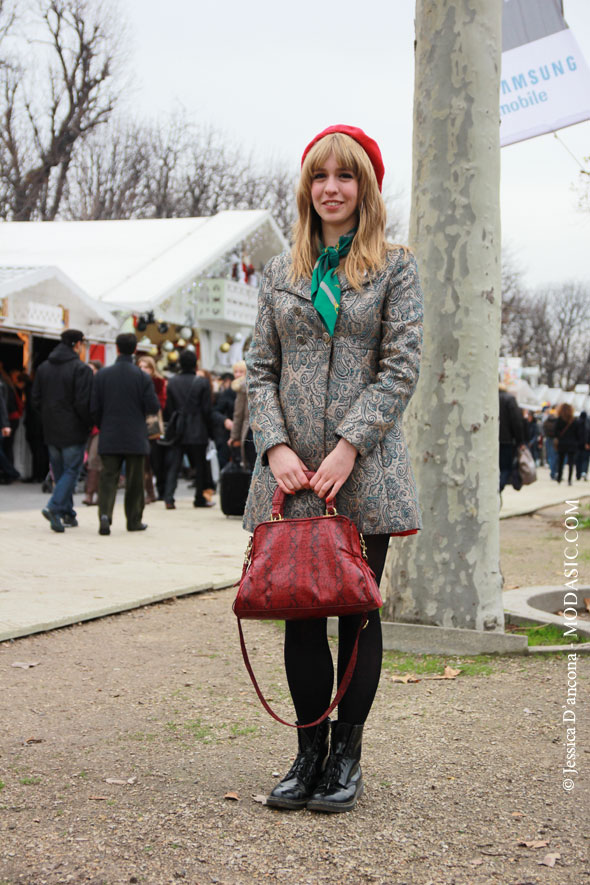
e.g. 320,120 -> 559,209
500,28 -> 590,147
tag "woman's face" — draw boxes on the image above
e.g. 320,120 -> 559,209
138,360 -> 152,376
310,151 -> 359,236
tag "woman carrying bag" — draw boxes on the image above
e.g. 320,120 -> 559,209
554,402 -> 578,486
243,125 -> 423,813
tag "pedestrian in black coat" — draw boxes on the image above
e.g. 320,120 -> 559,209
576,411 -> 590,481
32,330 -> 93,532
0,377 -> 19,483
163,349 -> 213,508
91,333 -> 159,535
498,387 -> 525,492
211,373 -> 236,470
32,339 -> 92,448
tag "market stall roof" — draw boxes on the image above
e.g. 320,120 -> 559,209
0,211 -> 287,312
0,265 -> 116,326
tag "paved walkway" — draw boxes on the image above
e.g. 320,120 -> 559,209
499,463 -> 588,517
1,466 -> 588,642
0,480 -> 246,642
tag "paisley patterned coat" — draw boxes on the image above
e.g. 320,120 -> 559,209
243,247 -> 423,535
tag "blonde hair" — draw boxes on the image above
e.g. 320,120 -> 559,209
137,354 -> 164,379
291,133 -> 402,289
558,402 -> 574,423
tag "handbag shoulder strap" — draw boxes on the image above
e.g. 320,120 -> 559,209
237,615 -> 367,729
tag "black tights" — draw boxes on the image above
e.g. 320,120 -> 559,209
557,451 -> 575,484
284,534 -> 389,727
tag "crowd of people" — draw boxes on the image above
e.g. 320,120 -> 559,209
0,329 -> 253,533
498,384 -> 590,491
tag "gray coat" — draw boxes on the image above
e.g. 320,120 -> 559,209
243,248 -> 423,535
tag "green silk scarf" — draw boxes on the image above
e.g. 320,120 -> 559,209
310,230 -> 356,336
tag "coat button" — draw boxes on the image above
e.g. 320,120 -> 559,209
296,334 -> 306,345
322,332 -> 331,343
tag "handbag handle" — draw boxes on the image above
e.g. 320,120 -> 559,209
237,615 -> 367,728
271,470 -> 336,519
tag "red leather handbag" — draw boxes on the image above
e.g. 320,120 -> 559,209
233,472 -> 383,728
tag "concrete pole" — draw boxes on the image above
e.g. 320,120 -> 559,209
383,0 -> 504,632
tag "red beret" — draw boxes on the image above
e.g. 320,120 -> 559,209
301,124 -> 385,192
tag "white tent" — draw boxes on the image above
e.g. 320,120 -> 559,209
0,211 -> 288,369
0,211 -> 287,313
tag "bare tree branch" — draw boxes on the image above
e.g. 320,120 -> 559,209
0,0 -> 121,220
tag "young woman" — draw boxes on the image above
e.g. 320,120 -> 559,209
244,125 -> 423,813
554,402 -> 578,486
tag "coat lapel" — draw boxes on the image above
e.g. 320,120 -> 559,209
274,270 -> 357,303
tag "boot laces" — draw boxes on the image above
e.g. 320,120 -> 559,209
318,752 -> 346,788
288,749 -> 321,781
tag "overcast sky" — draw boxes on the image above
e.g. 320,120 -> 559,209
118,0 -> 590,290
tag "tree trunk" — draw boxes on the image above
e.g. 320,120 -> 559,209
383,0 -> 504,632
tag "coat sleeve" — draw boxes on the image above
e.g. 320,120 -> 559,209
230,387 -> 246,443
0,381 -> 9,428
508,397 -> 525,446
335,251 -> 423,457
245,260 -> 291,462
200,378 -> 213,439
90,372 -> 102,427
73,363 -> 93,429
163,381 -> 176,421
31,368 -> 43,415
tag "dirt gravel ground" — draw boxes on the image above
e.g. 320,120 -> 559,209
1,505 -> 588,885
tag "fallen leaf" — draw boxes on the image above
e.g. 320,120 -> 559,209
252,794 -> 267,805
538,853 -> 560,868
11,661 -> 40,669
505,584 -> 520,590
391,674 -> 421,683
25,738 -> 43,744
511,812 -> 524,817
584,597 -> 590,613
224,791 -> 240,801
518,840 -> 549,849
105,778 -> 128,785
423,666 -> 462,680
88,796 -> 107,801
470,859 -> 484,866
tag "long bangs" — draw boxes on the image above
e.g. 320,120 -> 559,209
301,133 -> 370,195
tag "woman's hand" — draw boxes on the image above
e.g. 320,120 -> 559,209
309,438 -> 357,500
267,444 -> 310,495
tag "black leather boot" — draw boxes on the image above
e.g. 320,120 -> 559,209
306,721 -> 364,813
266,720 -> 330,810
